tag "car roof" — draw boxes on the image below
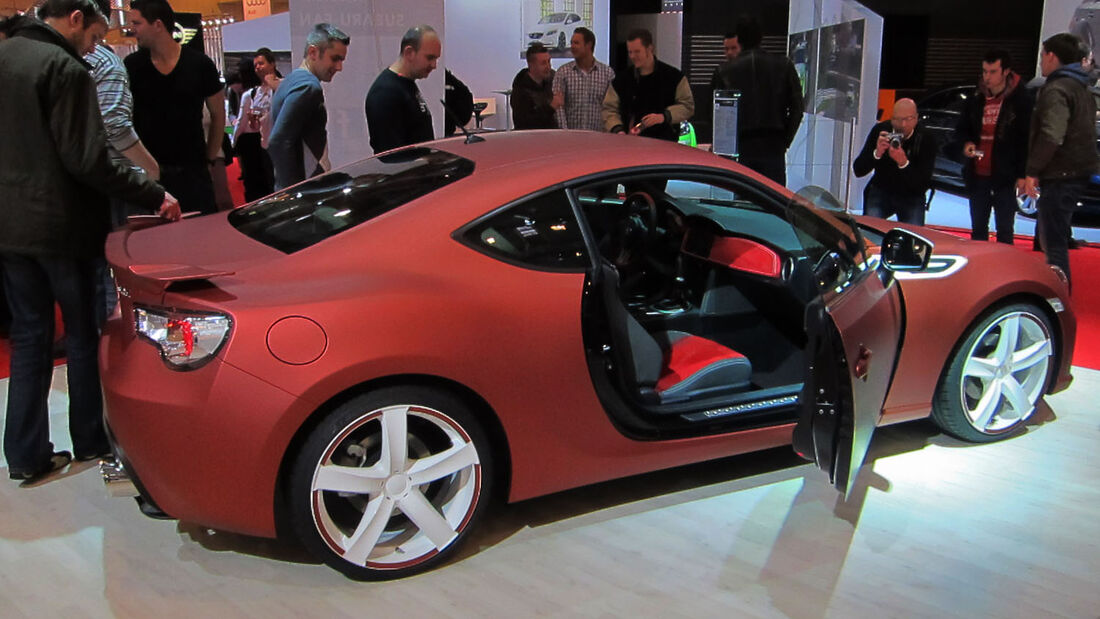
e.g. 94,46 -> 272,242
423,130 -> 784,192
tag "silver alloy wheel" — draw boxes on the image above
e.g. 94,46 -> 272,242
958,311 -> 1052,433
1016,193 -> 1038,217
309,404 -> 481,569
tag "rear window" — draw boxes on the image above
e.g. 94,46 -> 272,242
228,148 -> 475,253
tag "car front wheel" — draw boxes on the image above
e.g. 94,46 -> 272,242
932,303 -> 1054,442
289,387 -> 493,579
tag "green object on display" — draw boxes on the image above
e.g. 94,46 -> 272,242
678,121 -> 696,147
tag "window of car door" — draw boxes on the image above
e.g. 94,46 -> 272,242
457,187 -> 589,272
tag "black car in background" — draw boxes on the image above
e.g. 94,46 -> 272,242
917,84 -> 1100,220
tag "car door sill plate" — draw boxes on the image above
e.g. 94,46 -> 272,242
680,395 -> 800,422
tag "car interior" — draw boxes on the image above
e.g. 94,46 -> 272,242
574,175 -> 829,438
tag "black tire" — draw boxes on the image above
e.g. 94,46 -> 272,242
288,386 -> 493,580
558,32 -> 567,50
931,303 -> 1055,443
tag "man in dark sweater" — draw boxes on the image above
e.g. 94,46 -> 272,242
268,23 -> 349,190
365,25 -> 440,154
0,0 -> 179,484
956,48 -> 1032,244
511,43 -> 556,130
853,98 -> 937,225
602,28 -> 693,142
1024,33 -> 1099,286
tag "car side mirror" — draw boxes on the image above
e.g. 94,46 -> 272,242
880,228 -> 933,272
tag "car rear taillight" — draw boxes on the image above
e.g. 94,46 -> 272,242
134,306 -> 232,370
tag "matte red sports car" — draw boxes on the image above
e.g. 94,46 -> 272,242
100,131 -> 1075,579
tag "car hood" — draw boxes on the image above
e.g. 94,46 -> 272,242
105,212 -> 282,293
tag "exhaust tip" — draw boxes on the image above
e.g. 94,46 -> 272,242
100,459 -> 139,498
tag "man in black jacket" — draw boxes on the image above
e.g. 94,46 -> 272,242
853,99 -> 937,225
511,43 -> 557,130
1025,33 -> 1099,286
956,49 -> 1032,244
717,15 -> 803,185
0,0 -> 179,484
602,28 -> 693,141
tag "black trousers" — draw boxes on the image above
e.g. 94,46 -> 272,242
1037,178 -> 1084,287
161,163 -> 217,215
1,253 -> 109,473
236,132 -> 274,202
967,176 -> 1017,244
863,183 -> 926,225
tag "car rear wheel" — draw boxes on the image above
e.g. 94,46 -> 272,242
558,32 -> 567,50
1016,193 -> 1038,217
289,387 -> 492,579
932,303 -> 1054,443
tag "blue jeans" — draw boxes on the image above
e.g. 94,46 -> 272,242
967,176 -> 1017,244
863,184 -> 926,226
1037,178 -> 1084,287
1,253 -> 108,472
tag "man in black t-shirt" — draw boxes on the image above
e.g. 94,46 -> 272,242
365,25 -> 440,154
126,0 -> 225,214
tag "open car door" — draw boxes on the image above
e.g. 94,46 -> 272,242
786,190 -> 929,496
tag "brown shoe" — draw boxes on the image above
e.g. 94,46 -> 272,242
9,450 -> 72,485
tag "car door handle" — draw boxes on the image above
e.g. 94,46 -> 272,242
854,345 -> 872,381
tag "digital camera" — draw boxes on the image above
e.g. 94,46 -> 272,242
887,132 -> 905,149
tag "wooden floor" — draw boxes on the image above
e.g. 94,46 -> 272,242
1,367 -> 1098,618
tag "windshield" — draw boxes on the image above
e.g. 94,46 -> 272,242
788,185 -> 867,269
538,13 -> 567,24
228,148 -> 475,253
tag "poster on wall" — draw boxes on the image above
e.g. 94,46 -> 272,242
816,19 -> 863,122
1040,1 -> 1096,72
788,29 -> 818,114
520,0 -> 594,58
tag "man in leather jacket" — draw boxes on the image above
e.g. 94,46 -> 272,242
716,15 -> 803,185
1025,33 -> 1099,286
0,0 -> 179,484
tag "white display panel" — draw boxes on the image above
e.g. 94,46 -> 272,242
786,0 -> 883,211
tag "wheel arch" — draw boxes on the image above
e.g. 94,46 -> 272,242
271,373 -> 513,541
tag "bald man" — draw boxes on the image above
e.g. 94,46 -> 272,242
852,98 -> 938,225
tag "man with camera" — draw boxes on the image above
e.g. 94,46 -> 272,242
853,98 -> 937,225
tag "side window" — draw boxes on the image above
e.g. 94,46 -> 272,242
462,190 -> 588,271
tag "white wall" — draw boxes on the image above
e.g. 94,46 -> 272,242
221,12 -> 291,52
288,0 -> 445,168
445,0 -> 611,130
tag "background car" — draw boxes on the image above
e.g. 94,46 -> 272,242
527,12 -> 586,50
99,132 -> 1075,580
918,83 -> 1100,219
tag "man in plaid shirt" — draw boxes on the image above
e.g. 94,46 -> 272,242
551,27 -> 614,131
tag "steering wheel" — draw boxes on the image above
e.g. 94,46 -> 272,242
610,191 -> 658,268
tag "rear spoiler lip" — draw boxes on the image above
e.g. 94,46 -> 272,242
126,264 -> 236,290
107,217 -> 237,293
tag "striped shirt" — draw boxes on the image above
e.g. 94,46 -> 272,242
84,44 -> 140,164
552,59 -> 615,131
